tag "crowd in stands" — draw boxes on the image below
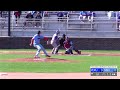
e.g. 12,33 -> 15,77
107,11 -> 116,19
22,11 -> 95,23
11,11 -> 96,27
106,11 -> 120,19
79,11 -> 95,22
0,11 -> 8,18
57,11 -> 69,21
14,11 -> 69,27
23,11 -> 43,27
2,11 -> 120,29
14,11 -> 21,26
12,11 -> 120,30
106,11 -> 120,30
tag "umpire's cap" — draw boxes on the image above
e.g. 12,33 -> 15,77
62,34 -> 66,38
63,34 -> 66,37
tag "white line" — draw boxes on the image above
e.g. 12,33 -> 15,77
79,54 -> 91,56
0,73 -> 8,76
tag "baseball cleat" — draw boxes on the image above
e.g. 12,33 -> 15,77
34,56 -> 40,58
51,52 -> 54,54
46,55 -> 51,57
78,51 -> 81,54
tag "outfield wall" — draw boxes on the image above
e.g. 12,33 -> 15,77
0,37 -> 120,50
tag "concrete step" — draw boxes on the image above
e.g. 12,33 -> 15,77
66,31 -> 120,38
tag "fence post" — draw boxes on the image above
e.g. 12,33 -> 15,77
8,11 -> 11,36
66,12 -> 69,35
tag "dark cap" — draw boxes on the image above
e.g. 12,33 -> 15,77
37,31 -> 41,34
63,34 -> 66,36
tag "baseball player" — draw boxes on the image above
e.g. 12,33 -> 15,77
64,37 -> 81,54
29,31 -> 51,58
55,34 -> 66,54
51,30 -> 60,54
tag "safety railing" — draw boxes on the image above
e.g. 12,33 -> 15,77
0,11 -> 120,37
0,13 -> 120,35
0,17 -> 119,29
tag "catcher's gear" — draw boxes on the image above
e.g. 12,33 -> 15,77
65,48 -> 73,54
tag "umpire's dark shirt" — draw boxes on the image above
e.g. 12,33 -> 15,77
59,38 -> 65,47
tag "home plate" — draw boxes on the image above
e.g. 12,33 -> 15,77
79,54 -> 91,56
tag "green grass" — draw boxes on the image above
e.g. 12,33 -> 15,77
0,49 -> 120,73
1,49 -> 120,54
0,54 -> 33,60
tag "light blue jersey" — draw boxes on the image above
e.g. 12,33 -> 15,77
32,34 -> 44,45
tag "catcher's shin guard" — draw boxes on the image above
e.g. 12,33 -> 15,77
65,50 -> 70,54
74,48 -> 81,54
69,49 -> 73,54
65,51 -> 69,54
77,50 -> 81,54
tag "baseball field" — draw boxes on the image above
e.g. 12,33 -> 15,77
0,49 -> 120,79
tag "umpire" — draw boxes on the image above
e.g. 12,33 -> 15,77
55,34 -> 66,54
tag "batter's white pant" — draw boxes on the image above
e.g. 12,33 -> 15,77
51,42 -> 58,54
33,44 -> 48,57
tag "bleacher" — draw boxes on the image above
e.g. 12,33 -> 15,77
0,11 -> 120,38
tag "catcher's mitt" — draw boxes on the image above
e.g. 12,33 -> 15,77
47,40 -> 51,45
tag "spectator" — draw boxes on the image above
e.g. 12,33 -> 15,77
93,12 -> 96,17
63,11 -> 68,17
14,11 -> 21,26
34,11 -> 42,27
117,11 -> 120,31
113,11 -> 117,17
24,11 -> 34,27
31,11 -> 36,15
26,11 -> 34,18
107,11 -> 113,19
87,11 -> 93,21
32,11 -> 37,18
44,11 -> 49,17
57,11 -> 64,21
63,11 -> 69,21
39,11 -> 44,17
79,11 -> 87,22
79,11 -> 83,20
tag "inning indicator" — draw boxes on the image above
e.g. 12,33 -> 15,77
90,66 -> 117,76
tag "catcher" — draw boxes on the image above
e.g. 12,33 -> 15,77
64,37 -> 81,54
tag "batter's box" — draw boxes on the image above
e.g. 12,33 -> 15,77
79,54 -> 91,56
61,54 -> 91,56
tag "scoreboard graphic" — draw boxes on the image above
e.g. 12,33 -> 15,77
90,66 -> 117,76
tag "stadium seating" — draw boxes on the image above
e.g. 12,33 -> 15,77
0,11 -> 120,38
